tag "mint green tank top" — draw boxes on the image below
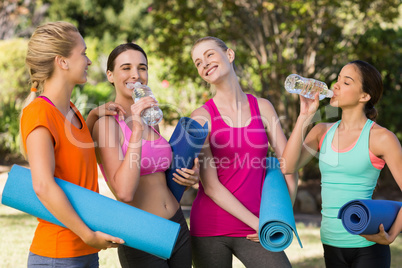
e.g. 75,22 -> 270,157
319,119 -> 380,248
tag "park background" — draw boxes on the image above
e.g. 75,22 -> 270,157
0,0 -> 401,267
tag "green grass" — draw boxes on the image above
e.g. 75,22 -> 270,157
1,204 -> 401,268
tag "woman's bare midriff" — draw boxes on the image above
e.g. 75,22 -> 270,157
126,172 -> 180,219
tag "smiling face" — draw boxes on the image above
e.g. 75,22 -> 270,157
330,63 -> 369,109
191,40 -> 234,85
107,49 -> 148,99
65,32 -> 92,85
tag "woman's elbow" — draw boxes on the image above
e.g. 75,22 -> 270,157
279,157 -> 296,174
116,194 -> 134,203
281,166 -> 296,175
280,160 -> 296,174
203,185 -> 217,200
32,180 -> 50,199
114,188 -> 134,203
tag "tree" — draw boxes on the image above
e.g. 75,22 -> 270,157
44,0 -> 152,41
149,0 -> 401,133
0,0 -> 49,40
0,0 -> 400,160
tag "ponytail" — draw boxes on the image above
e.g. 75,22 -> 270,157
19,81 -> 40,158
22,81 -> 39,109
364,103 -> 378,121
348,60 -> 383,122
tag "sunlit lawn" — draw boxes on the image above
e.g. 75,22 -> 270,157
1,174 -> 400,267
1,204 -> 401,268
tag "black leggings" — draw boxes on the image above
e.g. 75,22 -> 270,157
118,208 -> 191,268
323,243 -> 390,268
191,235 -> 291,268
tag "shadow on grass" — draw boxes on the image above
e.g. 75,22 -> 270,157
0,212 -> 37,226
391,244 -> 402,268
0,213 -> 33,220
292,255 -> 325,268
291,243 -> 402,268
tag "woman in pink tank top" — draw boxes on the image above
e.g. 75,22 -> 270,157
88,43 -> 199,267
189,37 -> 298,268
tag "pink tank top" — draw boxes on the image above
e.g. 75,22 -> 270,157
190,94 -> 269,237
99,115 -> 172,181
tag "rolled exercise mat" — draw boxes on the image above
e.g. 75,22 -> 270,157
338,199 -> 402,235
166,117 -> 208,202
258,157 -> 302,252
1,165 -> 180,260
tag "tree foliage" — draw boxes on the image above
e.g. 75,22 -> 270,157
0,39 -> 29,100
0,0 -> 400,170
148,0 -> 401,132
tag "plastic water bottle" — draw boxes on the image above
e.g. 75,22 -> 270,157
128,82 -> 163,126
284,74 -> 333,100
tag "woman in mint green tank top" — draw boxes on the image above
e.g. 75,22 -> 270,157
282,60 -> 402,268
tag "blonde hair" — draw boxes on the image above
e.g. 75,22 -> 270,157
191,36 -> 229,56
19,21 -> 79,157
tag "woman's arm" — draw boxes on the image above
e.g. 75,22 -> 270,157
258,98 -> 298,204
191,108 -> 260,234
26,127 -> 123,249
86,102 -> 126,134
281,94 -> 323,174
92,113 -> 144,203
361,126 -> 402,245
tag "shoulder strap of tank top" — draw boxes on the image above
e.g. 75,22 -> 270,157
150,125 -> 162,136
355,119 -> 374,148
112,115 -> 129,133
246,94 -> 261,117
322,120 -> 341,150
202,99 -> 218,117
37,96 -> 56,107
112,115 -> 131,153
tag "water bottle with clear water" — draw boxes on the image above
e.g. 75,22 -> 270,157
284,74 -> 333,100
127,82 -> 163,126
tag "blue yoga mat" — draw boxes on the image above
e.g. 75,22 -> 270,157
258,157 -> 302,252
166,117 -> 208,202
1,165 -> 180,260
338,199 -> 402,235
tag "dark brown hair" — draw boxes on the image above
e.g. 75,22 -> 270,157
348,60 -> 383,121
107,43 -> 148,72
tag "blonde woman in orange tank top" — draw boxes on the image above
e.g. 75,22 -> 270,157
20,21 -> 125,267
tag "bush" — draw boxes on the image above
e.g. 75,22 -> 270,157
0,39 -> 30,101
0,99 -> 22,155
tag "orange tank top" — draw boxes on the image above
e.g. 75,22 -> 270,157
21,98 -> 99,258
